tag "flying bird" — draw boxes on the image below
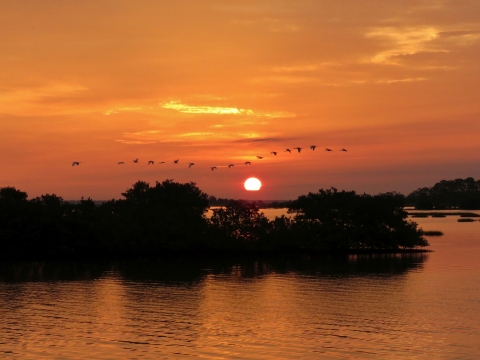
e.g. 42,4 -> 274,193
228,164 -> 234,168
211,166 -> 217,171
72,162 -> 81,166
148,160 -> 154,165
285,149 -> 291,153
294,147 -> 302,153
270,151 -> 277,156
173,159 -> 179,164
118,162 -> 124,165
133,158 -> 139,163
256,156 -> 264,159
159,161 -> 165,164
310,145 -> 317,151
340,148 -> 348,152
325,148 -> 332,152
189,163 -> 195,168
245,161 -> 251,165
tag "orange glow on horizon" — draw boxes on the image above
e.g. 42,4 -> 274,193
1,2 -> 480,200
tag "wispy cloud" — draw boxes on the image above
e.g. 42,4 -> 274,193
437,29 -> 480,46
178,132 -> 215,137
161,101 -> 253,115
376,77 -> 427,84
123,130 -> 163,136
233,137 -> 290,143
104,106 -> 143,115
115,139 -> 156,145
161,100 -> 295,118
366,27 -> 440,64
271,63 -> 335,73
117,128 -> 278,145
0,83 -> 88,115
251,75 -> 317,84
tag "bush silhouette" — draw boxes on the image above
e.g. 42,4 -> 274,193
0,181 -> 429,260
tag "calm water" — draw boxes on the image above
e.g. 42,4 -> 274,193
1,213 -> 479,359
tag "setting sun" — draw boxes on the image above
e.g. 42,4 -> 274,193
244,178 -> 262,191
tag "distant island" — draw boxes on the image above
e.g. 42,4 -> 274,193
195,177 -> 480,211
0,180 -> 432,260
63,177 -> 480,211
405,177 -> 480,210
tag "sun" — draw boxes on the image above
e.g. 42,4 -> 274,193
244,177 -> 262,191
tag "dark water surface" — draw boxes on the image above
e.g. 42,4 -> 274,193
1,215 -> 479,359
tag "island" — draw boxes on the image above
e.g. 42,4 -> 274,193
0,180 -> 429,260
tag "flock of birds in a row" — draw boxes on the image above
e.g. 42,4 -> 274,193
72,145 -> 349,170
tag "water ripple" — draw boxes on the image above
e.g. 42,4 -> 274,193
0,249 -> 479,358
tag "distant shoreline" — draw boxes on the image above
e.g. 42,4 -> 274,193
408,212 -> 480,217
1,248 -> 432,262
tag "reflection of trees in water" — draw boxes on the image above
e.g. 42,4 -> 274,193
115,258 -> 209,285
0,254 -> 427,284
116,253 -> 429,283
217,253 -> 428,279
0,262 -> 111,283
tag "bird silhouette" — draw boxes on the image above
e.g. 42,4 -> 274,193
270,151 -> 278,156
189,163 -> 195,168
340,148 -> 348,152
256,156 -> 264,159
228,164 -> 234,168
285,149 -> 291,153
173,159 -> 179,164
294,147 -> 302,153
118,162 -> 124,165
211,166 -> 217,171
159,161 -> 165,164
148,160 -> 154,165
245,161 -> 251,165
72,162 -> 81,166
310,145 -> 317,151
325,148 -> 332,152
133,158 -> 139,163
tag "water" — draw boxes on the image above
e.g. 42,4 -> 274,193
1,214 -> 479,359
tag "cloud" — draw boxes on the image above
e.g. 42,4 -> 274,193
436,29 -> 480,46
123,130 -> 163,136
271,63 -> 330,72
438,30 -> 480,38
104,106 -> 143,115
115,139 -> 156,145
178,132 -> 215,137
161,100 -> 254,115
118,130 -> 163,144
161,100 -> 295,118
366,27 -> 440,64
366,26 -> 480,67
0,83 -> 88,115
233,137 -> 291,143
376,77 -> 427,84
251,75 -> 317,84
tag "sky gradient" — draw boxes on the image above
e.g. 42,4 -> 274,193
1,0 -> 480,200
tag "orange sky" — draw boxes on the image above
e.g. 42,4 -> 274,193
1,0 -> 480,200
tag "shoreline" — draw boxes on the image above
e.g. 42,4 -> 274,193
0,248 -> 432,262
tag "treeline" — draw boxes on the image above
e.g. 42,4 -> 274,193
406,177 -> 480,209
0,180 -> 428,260
208,196 -> 291,208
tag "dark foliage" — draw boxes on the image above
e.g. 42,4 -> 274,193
287,188 -> 427,251
0,182 -> 428,260
208,201 -> 272,249
407,177 -> 480,209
